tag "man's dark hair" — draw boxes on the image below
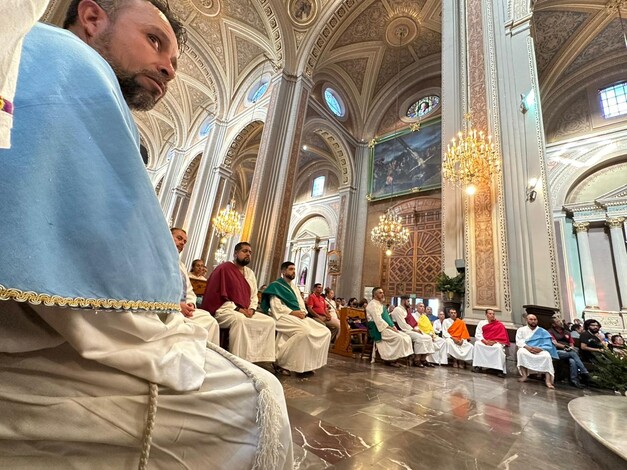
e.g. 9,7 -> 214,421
400,295 -> 409,301
234,242 -> 251,253
314,283 -> 322,288
610,334 -> 622,344
371,286 -> 381,297
584,319 -> 601,331
64,0 -> 187,50
485,308 -> 494,314
280,261 -> 294,271
170,227 -> 186,234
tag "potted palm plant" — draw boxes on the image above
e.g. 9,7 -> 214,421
435,272 -> 465,300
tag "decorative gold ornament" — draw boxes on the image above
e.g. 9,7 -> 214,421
212,199 -> 241,238
370,209 -> 410,256
442,115 -> 499,195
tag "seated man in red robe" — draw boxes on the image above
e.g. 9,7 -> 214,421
472,308 -> 510,377
201,242 -> 275,364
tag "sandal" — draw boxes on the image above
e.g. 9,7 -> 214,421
273,363 -> 291,376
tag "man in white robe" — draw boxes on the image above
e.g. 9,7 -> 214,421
516,314 -> 557,389
171,228 -> 219,345
442,308 -> 474,368
261,261 -> 330,375
201,242 -> 276,363
390,298 -> 434,366
366,287 -> 414,366
472,308 -> 510,377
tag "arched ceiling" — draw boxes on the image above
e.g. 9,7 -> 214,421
309,0 -> 441,126
532,0 -> 627,107
43,0 -> 442,170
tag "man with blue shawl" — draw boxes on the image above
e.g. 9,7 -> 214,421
0,1 -> 292,468
516,314 -> 558,388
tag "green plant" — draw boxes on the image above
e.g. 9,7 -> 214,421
590,349 -> 627,394
435,273 -> 465,294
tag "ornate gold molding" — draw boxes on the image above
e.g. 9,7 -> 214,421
606,217 -> 626,228
0,285 -> 179,312
573,221 -> 590,233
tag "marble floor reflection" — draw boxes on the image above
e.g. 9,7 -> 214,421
280,355 -> 606,469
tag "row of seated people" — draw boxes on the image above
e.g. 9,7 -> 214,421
171,228 -> 331,377
363,287 -> 625,389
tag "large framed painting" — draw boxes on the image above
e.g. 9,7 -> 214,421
368,118 -> 441,201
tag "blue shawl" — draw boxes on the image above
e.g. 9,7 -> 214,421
0,24 -> 181,311
527,327 -> 559,360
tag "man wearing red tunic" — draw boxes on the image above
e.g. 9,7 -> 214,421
472,308 -> 510,377
201,242 -> 276,363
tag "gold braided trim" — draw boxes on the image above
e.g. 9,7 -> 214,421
0,284 -> 179,312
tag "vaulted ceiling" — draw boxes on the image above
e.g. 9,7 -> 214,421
532,0 -> 627,110
43,0 -> 441,171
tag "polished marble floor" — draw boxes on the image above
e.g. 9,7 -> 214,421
278,355 -> 607,469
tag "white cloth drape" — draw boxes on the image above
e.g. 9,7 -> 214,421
269,281 -> 330,373
390,307 -> 434,354
366,301 -> 413,361
442,318 -> 474,361
215,266 -> 275,362
0,300 -> 293,469
472,320 -> 507,372
515,325 -> 555,377
0,1 -> 49,148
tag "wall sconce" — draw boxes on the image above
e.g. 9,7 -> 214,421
526,177 -> 538,202
519,89 -> 535,114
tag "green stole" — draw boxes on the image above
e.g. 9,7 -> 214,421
260,278 -> 302,314
368,305 -> 394,342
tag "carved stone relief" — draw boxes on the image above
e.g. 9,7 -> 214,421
335,58 -> 369,92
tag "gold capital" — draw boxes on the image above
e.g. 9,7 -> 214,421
573,222 -> 590,233
606,217 -> 626,228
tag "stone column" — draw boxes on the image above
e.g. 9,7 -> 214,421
335,143 -> 369,298
241,72 -> 311,282
181,120 -> 229,264
607,217 -> 627,311
574,222 -> 600,309
159,151 -> 186,221
442,0 -> 562,323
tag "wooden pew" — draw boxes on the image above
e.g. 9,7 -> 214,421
331,307 -> 368,357
190,278 -> 207,297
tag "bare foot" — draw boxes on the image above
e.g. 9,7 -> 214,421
518,377 -> 528,383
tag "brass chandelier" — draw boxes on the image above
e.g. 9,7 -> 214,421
442,115 -> 499,195
212,199 -> 241,241
371,210 -> 410,257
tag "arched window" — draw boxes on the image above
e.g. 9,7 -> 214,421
406,95 -> 440,119
247,80 -> 270,105
311,175 -> 325,198
324,88 -> 345,118
599,82 -> 627,119
199,119 -> 213,137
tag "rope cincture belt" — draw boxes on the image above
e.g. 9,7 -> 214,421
0,96 -> 14,116
138,382 -> 159,470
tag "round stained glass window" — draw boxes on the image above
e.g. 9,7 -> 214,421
407,95 -> 440,119
324,88 -> 345,117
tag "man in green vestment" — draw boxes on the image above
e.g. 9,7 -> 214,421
262,262 -> 331,375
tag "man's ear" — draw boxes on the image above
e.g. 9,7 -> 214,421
76,0 -> 110,39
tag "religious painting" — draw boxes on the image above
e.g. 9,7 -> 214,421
406,95 -> 440,119
368,119 -> 442,201
290,0 -> 316,24
327,250 -> 341,276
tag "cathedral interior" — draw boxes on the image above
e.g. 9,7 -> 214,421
37,1 -> 627,467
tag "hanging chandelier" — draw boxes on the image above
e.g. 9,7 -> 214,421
442,115 -> 499,195
212,199 -> 241,241
371,209 -> 410,257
